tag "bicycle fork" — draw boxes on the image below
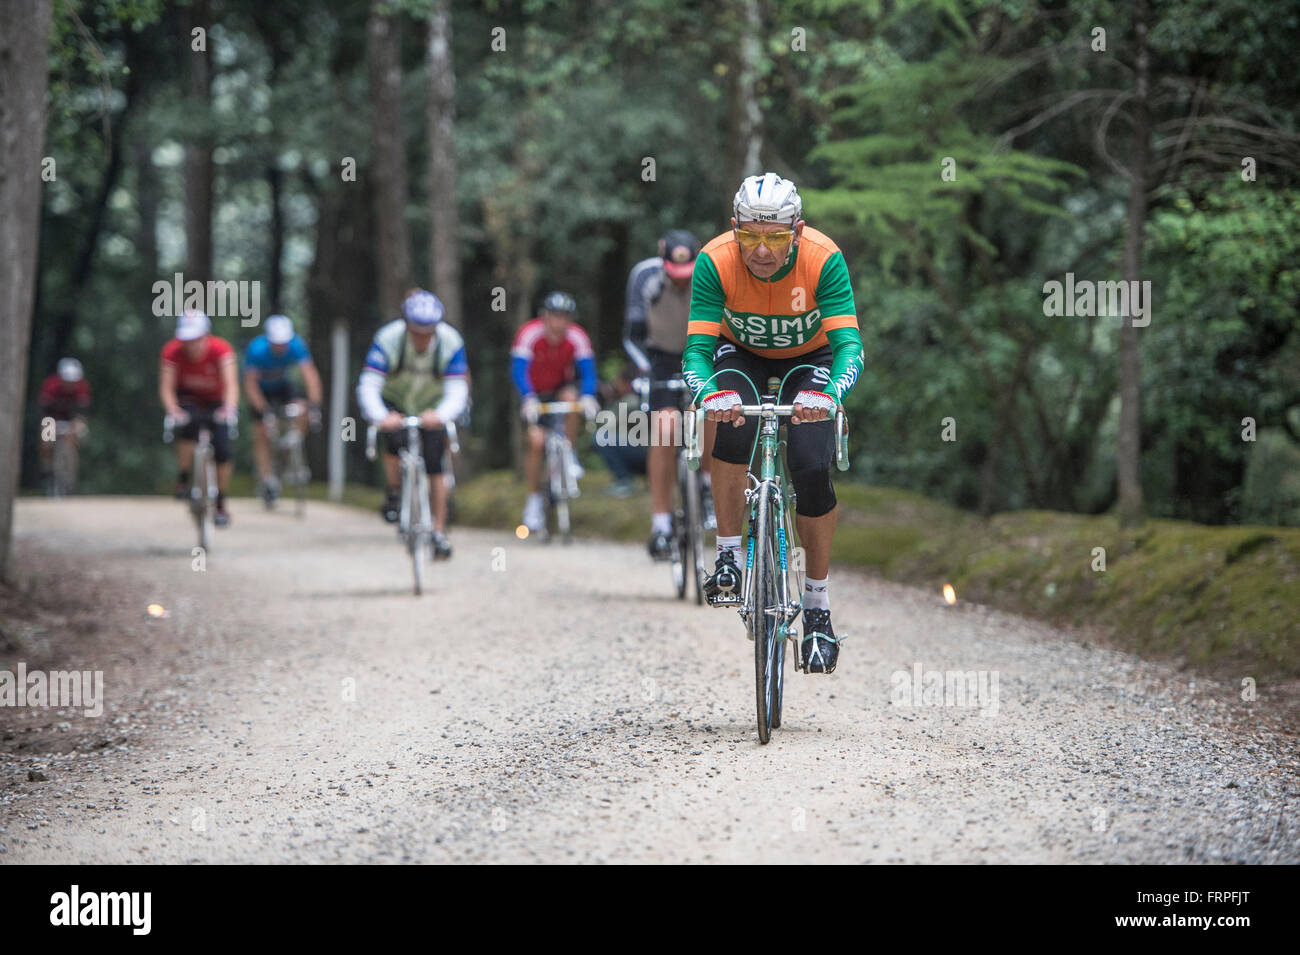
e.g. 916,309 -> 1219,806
738,481 -> 801,632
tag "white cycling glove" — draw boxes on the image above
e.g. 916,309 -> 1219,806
701,390 -> 743,414
521,394 -> 540,424
793,390 -> 836,418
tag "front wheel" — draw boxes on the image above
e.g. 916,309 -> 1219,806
290,439 -> 307,518
670,522 -> 687,599
749,489 -> 781,744
193,447 -> 214,554
50,438 -> 76,498
769,528 -> 786,730
409,471 -> 430,596
410,532 -> 426,595
548,438 -> 573,543
683,459 -> 706,605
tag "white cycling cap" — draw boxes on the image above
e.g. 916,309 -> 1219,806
57,357 -> 84,383
265,314 -> 294,345
176,308 -> 211,341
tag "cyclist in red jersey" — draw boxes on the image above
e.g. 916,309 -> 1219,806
159,309 -> 240,526
38,358 -> 91,491
510,291 -> 600,532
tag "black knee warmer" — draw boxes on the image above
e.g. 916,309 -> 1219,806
791,468 -> 836,517
211,424 -> 233,464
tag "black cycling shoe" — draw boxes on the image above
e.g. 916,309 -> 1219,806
647,529 -> 673,562
801,608 -> 840,674
381,488 -> 400,524
432,532 -> 452,560
703,550 -> 742,605
174,480 -> 191,500
214,501 -> 231,528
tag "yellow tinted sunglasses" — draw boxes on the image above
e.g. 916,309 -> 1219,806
734,228 -> 794,251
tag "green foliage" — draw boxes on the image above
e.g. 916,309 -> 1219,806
21,0 -> 1300,533
1144,180 -> 1300,522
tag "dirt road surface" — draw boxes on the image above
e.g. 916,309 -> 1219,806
2,497 -> 1296,863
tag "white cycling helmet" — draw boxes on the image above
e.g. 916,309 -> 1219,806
265,314 -> 294,345
402,289 -> 444,326
57,357 -> 83,383
733,172 -> 802,226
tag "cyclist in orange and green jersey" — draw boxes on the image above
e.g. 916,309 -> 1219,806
683,172 -> 864,674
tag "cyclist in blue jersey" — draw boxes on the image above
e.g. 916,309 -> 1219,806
243,314 -> 323,502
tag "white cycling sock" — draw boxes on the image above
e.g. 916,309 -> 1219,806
804,575 -> 830,611
717,535 -> 742,563
526,491 -> 543,508
701,472 -> 712,489
651,512 -> 672,535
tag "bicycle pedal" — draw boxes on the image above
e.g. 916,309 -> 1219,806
708,593 -> 741,608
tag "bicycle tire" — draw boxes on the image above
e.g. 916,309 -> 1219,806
670,456 -> 688,599
556,497 -> 571,543
683,459 -> 705,605
551,438 -> 573,543
51,438 -> 73,498
291,439 -> 306,518
769,512 -> 786,729
670,532 -> 687,598
750,487 -> 780,744
409,470 -> 428,596
411,531 -> 425,595
194,446 -> 213,553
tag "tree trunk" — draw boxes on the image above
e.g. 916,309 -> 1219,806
426,0 -> 462,327
596,220 -> 629,358
734,0 -> 764,180
305,173 -> 376,482
136,140 -> 160,286
0,0 -> 54,581
1117,3 -> 1150,528
184,0 -> 214,283
267,163 -> 285,313
134,131 -> 169,376
977,344 -> 1031,516
253,9 -> 290,316
368,0 -> 411,319
46,69 -> 137,370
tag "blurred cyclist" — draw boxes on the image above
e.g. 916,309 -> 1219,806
624,229 -> 716,560
356,289 -> 468,559
38,358 -> 91,491
159,309 -> 240,527
243,313 -> 323,503
511,291 -> 599,533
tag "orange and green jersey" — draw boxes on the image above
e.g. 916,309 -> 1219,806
682,227 -> 864,401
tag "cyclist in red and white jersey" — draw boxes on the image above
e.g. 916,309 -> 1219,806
38,358 -> 91,488
159,309 -> 240,526
511,291 -> 599,532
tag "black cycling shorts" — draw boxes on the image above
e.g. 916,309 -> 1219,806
176,400 -> 233,464
534,386 -> 578,429
708,341 -> 838,517
381,401 -> 446,475
645,347 -> 687,412
258,381 -> 300,409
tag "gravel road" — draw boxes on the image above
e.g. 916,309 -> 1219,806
2,496 -> 1296,864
